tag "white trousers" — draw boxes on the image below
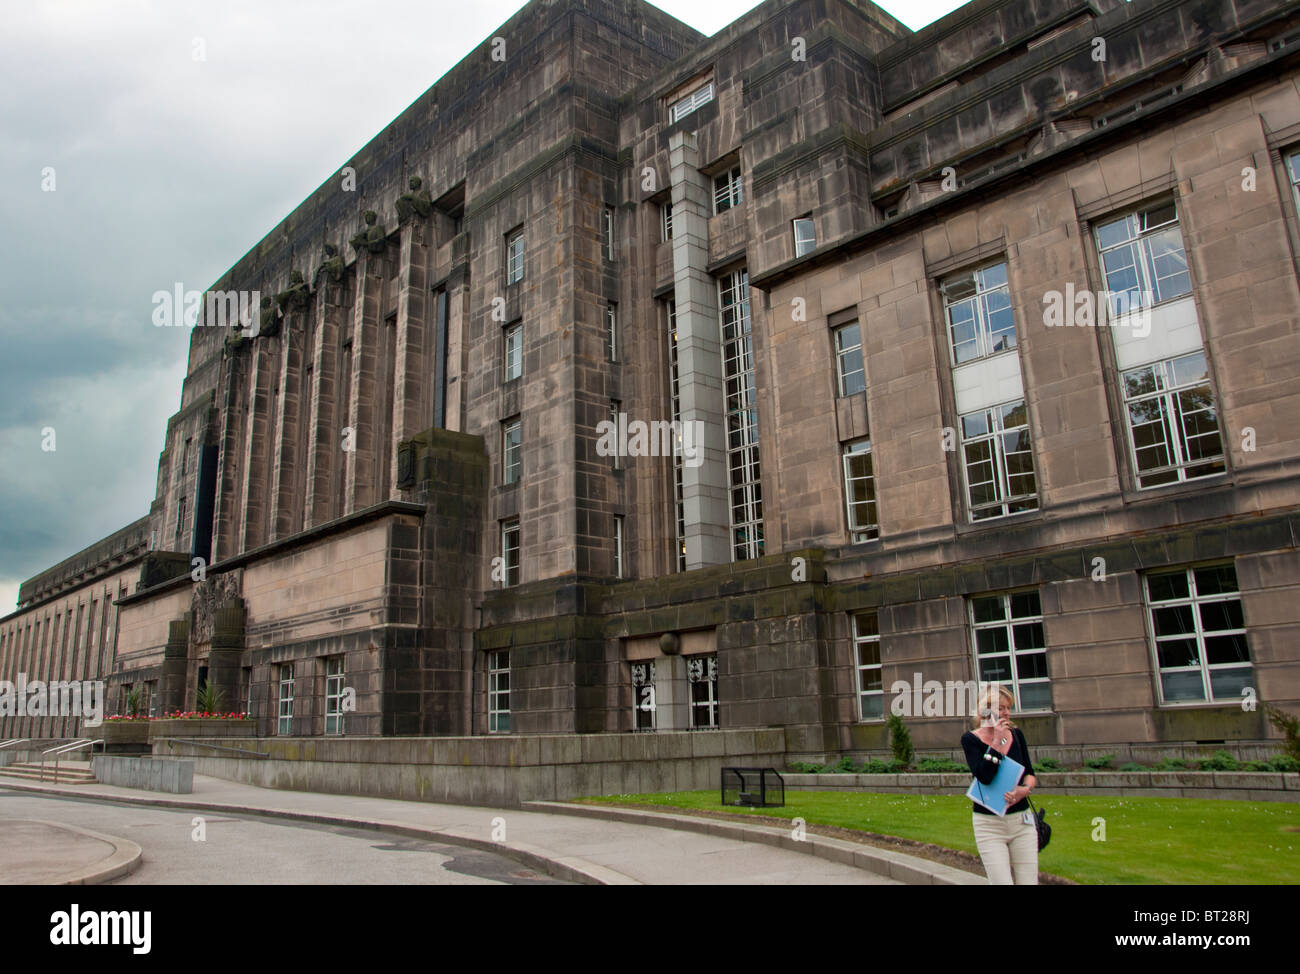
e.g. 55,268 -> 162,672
972,811 -> 1039,885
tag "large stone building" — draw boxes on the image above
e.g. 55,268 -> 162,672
3,0 -> 1300,761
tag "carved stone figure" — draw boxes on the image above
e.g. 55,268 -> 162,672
276,269 -> 311,313
395,175 -> 434,222
315,243 -> 345,285
350,210 -> 387,254
258,294 -> 281,338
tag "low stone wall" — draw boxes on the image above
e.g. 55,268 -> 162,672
784,771 -> 1300,802
156,729 -> 787,807
823,741 -> 1288,767
150,719 -> 256,739
92,756 -> 194,793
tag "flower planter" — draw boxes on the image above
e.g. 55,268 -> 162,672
149,719 -> 258,741
85,721 -> 152,747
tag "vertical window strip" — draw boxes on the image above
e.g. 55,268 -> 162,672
718,270 -> 764,560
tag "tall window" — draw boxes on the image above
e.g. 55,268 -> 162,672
833,321 -> 865,397
501,519 -> 520,587
687,655 -> 719,728
506,229 -> 525,284
1144,564 -> 1251,704
502,418 -> 522,485
666,300 -> 685,571
325,656 -> 345,735
503,322 -> 522,381
609,400 -> 621,470
277,663 -> 294,736
969,591 -> 1050,711
488,650 -> 510,732
713,166 -> 743,214
631,660 -> 655,730
1121,350 -> 1224,487
941,262 -> 1015,365
607,303 -> 617,362
1288,151 -> 1300,211
718,269 -> 764,560
174,494 -> 187,547
669,81 -> 713,123
793,217 -> 816,257
842,439 -> 879,542
960,400 -> 1038,521
614,515 -> 624,578
852,612 -> 882,719
661,202 -> 674,242
1095,202 -> 1191,315
603,206 -> 616,261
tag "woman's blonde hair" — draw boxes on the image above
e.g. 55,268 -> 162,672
971,683 -> 1016,730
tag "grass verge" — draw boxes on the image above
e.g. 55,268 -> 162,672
572,790 -> 1300,884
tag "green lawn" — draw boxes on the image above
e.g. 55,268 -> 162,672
575,790 -> 1300,884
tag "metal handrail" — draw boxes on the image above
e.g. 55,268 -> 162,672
40,739 -> 100,783
158,737 -> 270,758
0,738 -> 29,750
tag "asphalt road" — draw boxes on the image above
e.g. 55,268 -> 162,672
0,789 -> 571,885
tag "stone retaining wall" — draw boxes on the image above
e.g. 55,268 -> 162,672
157,729 -> 787,807
92,756 -> 194,794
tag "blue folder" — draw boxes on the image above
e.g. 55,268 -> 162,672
966,753 -> 1025,816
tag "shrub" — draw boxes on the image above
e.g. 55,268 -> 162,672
1117,761 -> 1145,772
1195,750 -> 1240,772
886,712 -> 914,769
833,755 -> 856,773
1153,756 -> 1188,770
788,762 -> 822,774
1264,705 -> 1300,764
1273,755 -> 1300,773
1242,760 -> 1274,772
196,680 -> 227,714
125,687 -> 142,718
918,757 -> 967,772
1084,753 -> 1116,770
1036,757 -> 1062,771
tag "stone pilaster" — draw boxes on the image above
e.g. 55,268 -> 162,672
304,276 -> 346,529
159,619 -> 190,716
345,253 -> 384,513
391,224 -> 430,496
669,131 -> 730,568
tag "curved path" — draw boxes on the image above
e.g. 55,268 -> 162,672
0,774 -> 907,884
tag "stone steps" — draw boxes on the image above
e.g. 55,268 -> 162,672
0,760 -> 97,784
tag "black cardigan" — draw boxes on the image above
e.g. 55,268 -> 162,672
962,727 -> 1035,816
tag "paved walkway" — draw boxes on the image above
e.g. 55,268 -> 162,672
0,818 -> 141,884
0,774 -> 934,884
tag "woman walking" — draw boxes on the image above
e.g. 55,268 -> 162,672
961,684 -> 1039,885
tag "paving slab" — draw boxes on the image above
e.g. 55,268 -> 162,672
0,818 -> 142,884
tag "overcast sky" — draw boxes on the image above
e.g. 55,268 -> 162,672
0,0 -> 964,616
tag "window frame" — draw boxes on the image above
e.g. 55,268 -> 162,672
841,438 -> 879,542
793,216 -> 816,257
669,81 -> 714,123
502,417 -> 522,485
1094,201 -> 1192,317
324,656 -> 345,735
487,650 -> 511,733
503,322 -> 522,382
968,590 -> 1051,713
631,660 -> 656,730
958,399 -> 1040,522
661,201 -> 674,242
940,260 -> 1017,367
277,662 -> 294,736
614,514 -> 624,578
833,321 -> 865,398
1142,563 -> 1252,706
501,518 -> 520,587
713,166 -> 743,215
505,229 -> 525,285
852,612 -> 883,721
687,654 -> 719,729
717,268 -> 764,561
607,303 -> 617,362
603,206 -> 616,261
1120,350 -> 1225,489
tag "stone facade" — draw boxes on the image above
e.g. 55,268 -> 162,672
3,0 -> 1300,762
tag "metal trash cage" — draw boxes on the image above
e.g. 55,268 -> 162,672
721,767 -> 784,807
